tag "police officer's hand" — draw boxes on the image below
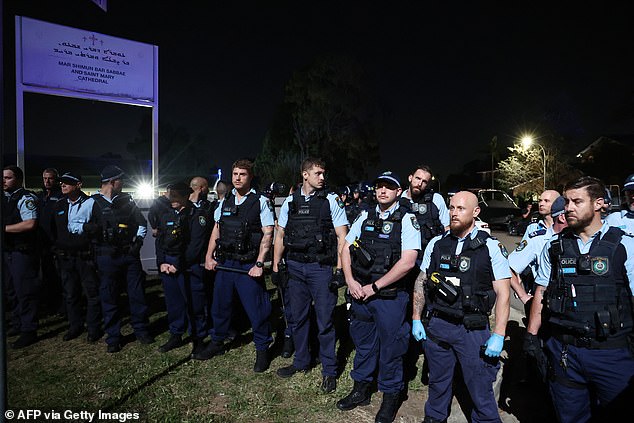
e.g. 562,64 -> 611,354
271,271 -> 281,286
129,239 -> 144,257
347,280 -> 365,300
484,333 -> 504,357
412,319 -> 427,341
248,265 -> 263,278
205,256 -> 218,271
361,284 -> 376,300
160,263 -> 178,274
519,293 -> 533,305
523,332 -> 548,381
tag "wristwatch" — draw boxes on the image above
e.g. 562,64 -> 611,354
255,261 -> 264,268
371,282 -> 380,293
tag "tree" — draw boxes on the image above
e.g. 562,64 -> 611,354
256,55 -> 382,187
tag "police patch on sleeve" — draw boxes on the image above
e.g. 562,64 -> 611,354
515,240 -> 527,252
498,242 -> 509,258
410,216 -> 420,231
265,199 -> 274,212
25,199 -> 36,211
336,195 -> 345,209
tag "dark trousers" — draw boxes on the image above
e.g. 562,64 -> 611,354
545,337 -> 634,423
287,260 -> 337,376
280,282 -> 294,338
349,290 -> 410,394
40,247 -> 63,314
96,252 -> 150,345
211,259 -> 272,351
57,254 -> 102,334
3,251 -> 40,333
423,316 -> 500,423
160,256 -> 207,339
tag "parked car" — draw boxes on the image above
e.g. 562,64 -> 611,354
469,189 -> 522,230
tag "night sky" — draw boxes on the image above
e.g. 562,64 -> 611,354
4,1 -> 634,185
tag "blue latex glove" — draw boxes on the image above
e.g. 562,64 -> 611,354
412,319 -> 427,341
484,333 -> 504,357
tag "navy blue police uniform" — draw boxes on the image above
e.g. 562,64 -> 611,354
210,189 -> 275,352
37,184 -> 64,314
421,227 -> 511,422
2,187 -> 40,345
156,201 -> 211,350
276,187 -> 348,377
535,222 -> 634,423
52,176 -> 102,342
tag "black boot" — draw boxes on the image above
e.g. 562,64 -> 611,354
158,334 -> 183,353
336,380 -> 371,411
282,335 -> 294,358
191,341 -> 225,360
253,349 -> 270,373
12,332 -> 38,349
375,392 -> 401,423
191,339 -> 205,356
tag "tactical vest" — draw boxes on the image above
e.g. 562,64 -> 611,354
92,194 -> 137,247
2,189 -> 38,251
350,207 -> 405,286
284,190 -> 336,264
216,192 -> 263,262
158,207 -> 190,256
427,230 -> 496,328
401,191 -> 445,248
53,193 -> 91,252
545,227 -> 633,346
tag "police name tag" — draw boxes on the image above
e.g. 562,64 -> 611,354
446,276 -> 461,286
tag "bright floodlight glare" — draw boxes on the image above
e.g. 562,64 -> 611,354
521,135 -> 534,149
136,182 -> 154,199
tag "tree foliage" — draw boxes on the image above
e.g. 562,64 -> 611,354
256,55 -> 382,187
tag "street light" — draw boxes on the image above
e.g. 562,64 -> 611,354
521,135 -> 546,191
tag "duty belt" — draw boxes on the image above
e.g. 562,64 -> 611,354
552,328 -> 629,350
431,309 -> 463,325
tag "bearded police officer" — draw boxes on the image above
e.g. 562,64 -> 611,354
605,173 -> 634,235
198,159 -> 275,373
3,165 -> 40,348
337,171 -> 420,423
86,165 -> 153,353
273,157 -> 349,393
524,176 -> 634,422
51,172 -> 103,343
412,190 -> 511,423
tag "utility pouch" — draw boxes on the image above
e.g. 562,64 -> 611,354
463,313 -> 488,330
594,310 -> 612,340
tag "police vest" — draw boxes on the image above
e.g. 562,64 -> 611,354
545,227 -> 633,345
350,207 -> 405,286
216,192 -> 263,262
92,194 -> 138,247
284,190 -> 336,264
400,191 -> 445,247
52,193 -> 91,252
427,230 -> 496,326
158,207 -> 190,256
2,188 -> 38,251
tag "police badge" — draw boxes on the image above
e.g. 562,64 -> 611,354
591,257 -> 609,275
515,240 -> 527,252
199,216 -> 207,226
418,203 -> 427,215
498,242 -> 509,258
382,222 -> 394,234
410,216 -> 420,231
336,196 -> 345,209
459,256 -> 471,272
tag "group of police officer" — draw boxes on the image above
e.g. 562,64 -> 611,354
4,158 -> 634,423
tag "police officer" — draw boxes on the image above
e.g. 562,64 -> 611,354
524,176 -> 634,422
51,172 -> 102,342
198,159 -> 275,373
605,173 -> 634,235
509,190 -> 562,305
86,165 -> 154,353
337,171 -> 420,423
37,168 -> 64,316
345,185 -> 363,224
273,157 -> 349,393
189,176 -> 211,209
155,182 -> 210,355
412,190 -> 511,423
3,165 -> 40,348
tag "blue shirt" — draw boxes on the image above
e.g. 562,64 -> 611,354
5,189 -> 38,221
277,188 -> 349,229
508,224 -> 555,277
213,188 -> 275,227
605,210 -> 634,236
420,226 -> 512,281
401,190 -> 450,227
346,202 -> 421,251
67,196 -> 96,234
535,222 -> 634,292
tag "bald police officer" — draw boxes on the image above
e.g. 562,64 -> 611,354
337,171 -> 420,423
412,190 -> 511,423
524,176 -> 634,422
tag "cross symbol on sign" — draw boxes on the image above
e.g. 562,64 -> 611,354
88,34 -> 98,45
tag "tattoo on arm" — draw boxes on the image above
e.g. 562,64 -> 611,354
412,271 -> 427,319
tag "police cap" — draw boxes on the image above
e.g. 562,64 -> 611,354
551,196 -> 565,218
60,172 -> 82,185
100,165 -> 126,182
623,173 -> 634,191
374,171 -> 401,188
